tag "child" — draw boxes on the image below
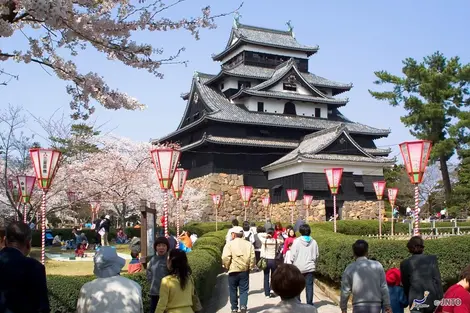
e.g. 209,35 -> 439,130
385,268 -> 408,313
147,237 -> 170,313
284,242 -> 293,264
128,251 -> 142,274
75,243 -> 85,258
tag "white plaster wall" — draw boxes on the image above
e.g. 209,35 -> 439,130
243,97 -> 327,118
220,78 -> 258,92
221,44 -> 309,63
267,161 -> 386,180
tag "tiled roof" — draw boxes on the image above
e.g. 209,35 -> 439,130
181,134 -> 299,151
213,24 -> 319,60
364,147 -> 392,155
194,73 -> 390,137
230,59 -> 348,106
205,64 -> 352,92
262,124 -> 395,170
233,90 -> 348,105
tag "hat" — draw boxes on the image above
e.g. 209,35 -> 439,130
386,268 -> 401,286
105,215 -> 110,219
154,236 -> 170,251
93,246 -> 125,278
231,226 -> 244,234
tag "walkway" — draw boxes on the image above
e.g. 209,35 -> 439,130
204,271 -> 341,313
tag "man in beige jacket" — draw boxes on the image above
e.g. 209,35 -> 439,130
222,226 -> 256,313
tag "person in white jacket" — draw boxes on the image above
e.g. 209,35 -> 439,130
77,247 -> 143,313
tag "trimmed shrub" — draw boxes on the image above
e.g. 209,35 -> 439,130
310,222 -> 470,290
46,228 -> 227,313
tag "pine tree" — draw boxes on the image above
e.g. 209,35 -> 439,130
370,52 -> 470,201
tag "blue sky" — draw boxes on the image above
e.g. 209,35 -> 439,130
2,0 -> 470,160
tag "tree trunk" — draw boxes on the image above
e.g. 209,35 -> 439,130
439,156 -> 452,202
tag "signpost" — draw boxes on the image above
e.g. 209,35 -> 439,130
140,200 -> 156,268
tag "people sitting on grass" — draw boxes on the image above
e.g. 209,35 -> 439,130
147,237 -> 170,313
155,249 -> 202,313
52,234 -> 62,246
66,228 -> 81,249
77,246 -> 143,313
80,233 -> 89,249
116,228 -> 128,244
263,264 -> 318,313
75,242 -> 86,258
128,251 -> 142,274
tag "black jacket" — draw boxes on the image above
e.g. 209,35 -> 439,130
400,254 -> 443,313
0,247 -> 50,313
100,218 -> 110,232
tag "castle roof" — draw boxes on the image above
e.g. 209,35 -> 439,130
212,23 -> 319,61
205,63 -> 352,95
155,73 -> 390,143
230,59 -> 348,106
262,124 -> 395,171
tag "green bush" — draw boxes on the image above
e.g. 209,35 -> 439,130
46,229 -> 227,313
310,222 -> 470,291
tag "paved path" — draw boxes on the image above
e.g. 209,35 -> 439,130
204,271 -> 341,313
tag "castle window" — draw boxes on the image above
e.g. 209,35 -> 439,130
220,83 -> 224,90
283,102 -> 297,115
315,108 -> 321,117
257,102 -> 264,112
283,74 -> 297,91
238,81 -> 251,89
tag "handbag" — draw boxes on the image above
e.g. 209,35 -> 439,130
257,239 -> 268,270
274,239 -> 284,264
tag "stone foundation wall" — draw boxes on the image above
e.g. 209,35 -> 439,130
184,173 -> 384,223
342,201 -> 386,220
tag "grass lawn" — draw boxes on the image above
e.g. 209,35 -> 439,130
30,245 -> 132,276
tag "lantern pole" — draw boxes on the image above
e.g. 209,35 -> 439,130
286,189 -> 298,225
211,194 -> 222,231
373,181 -> 386,239
17,175 -> 36,224
388,188 -> 398,236
325,168 -> 343,233
29,148 -> 62,265
262,196 -> 270,222
172,168 -> 188,247
239,186 -> 253,222
399,140 -> 432,236
303,195 -> 313,222
151,144 -> 182,239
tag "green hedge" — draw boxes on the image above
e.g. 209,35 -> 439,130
46,229 -> 227,313
310,222 -> 470,291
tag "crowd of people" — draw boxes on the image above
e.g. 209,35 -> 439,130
220,218 -> 470,313
0,218 -> 470,313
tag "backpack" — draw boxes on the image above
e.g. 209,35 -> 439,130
245,232 -> 252,242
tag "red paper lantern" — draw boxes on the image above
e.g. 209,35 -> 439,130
211,194 -> 222,208
17,175 -> 36,204
373,181 -> 387,200
150,147 -> 181,189
29,148 -> 62,190
399,140 -> 432,184
239,186 -> 253,207
262,196 -> 270,208
172,168 -> 188,200
325,168 -> 343,195
286,189 -> 298,203
388,188 -> 399,207
303,194 -> 313,207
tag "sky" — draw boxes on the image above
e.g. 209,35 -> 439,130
2,0 -> 470,160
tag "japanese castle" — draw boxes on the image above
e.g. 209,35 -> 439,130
155,19 -> 395,205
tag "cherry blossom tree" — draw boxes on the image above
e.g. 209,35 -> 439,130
0,0 -> 241,119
